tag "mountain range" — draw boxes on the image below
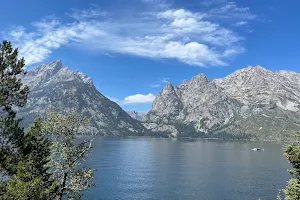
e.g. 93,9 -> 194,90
18,61 -> 300,141
145,66 -> 300,141
18,60 -> 148,136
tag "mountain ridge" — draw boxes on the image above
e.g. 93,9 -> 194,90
18,60 -> 149,136
145,65 -> 300,141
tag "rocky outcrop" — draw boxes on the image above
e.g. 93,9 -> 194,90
126,111 -> 146,121
18,60 -> 148,136
145,66 -> 300,141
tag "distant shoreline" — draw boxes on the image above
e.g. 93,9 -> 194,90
83,134 -> 285,143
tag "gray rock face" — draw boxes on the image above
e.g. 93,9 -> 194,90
127,111 -> 146,121
146,66 -> 300,141
18,60 -> 148,136
148,82 -> 183,123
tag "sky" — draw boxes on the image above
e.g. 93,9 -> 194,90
0,0 -> 299,112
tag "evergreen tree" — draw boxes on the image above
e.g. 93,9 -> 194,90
0,40 -> 29,115
0,41 -> 56,199
0,40 -> 29,173
1,119 -> 57,200
0,40 -> 93,199
281,133 -> 300,200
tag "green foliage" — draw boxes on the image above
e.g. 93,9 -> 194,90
43,111 -> 95,200
0,41 -> 94,199
0,40 -> 29,174
0,115 -> 25,175
0,40 -> 29,115
0,40 -> 29,175
2,161 -> 55,200
0,41 -> 56,199
280,133 -> 300,200
0,119 -> 57,200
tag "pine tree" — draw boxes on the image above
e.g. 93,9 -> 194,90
281,133 -> 300,200
0,41 -> 56,199
0,40 -> 29,115
0,40 -> 29,173
1,119 -> 57,200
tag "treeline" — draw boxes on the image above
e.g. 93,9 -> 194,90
0,41 -> 94,200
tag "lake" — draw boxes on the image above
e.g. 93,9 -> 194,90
83,137 -> 290,200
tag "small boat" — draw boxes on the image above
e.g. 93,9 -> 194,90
251,148 -> 264,151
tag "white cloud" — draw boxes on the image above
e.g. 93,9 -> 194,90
68,5 -> 108,20
108,94 -> 156,104
124,93 -> 156,104
207,1 -> 256,21
8,20 -> 105,65
6,1 -> 255,66
234,21 -> 248,27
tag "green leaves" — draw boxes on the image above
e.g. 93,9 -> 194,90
2,161 -> 56,200
0,41 -> 94,199
0,119 -> 57,200
43,110 -> 94,200
281,132 -> 300,199
0,41 -> 57,199
0,40 -> 29,114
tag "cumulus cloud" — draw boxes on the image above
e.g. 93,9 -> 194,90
124,93 -> 156,104
5,1 -> 255,66
108,94 -> 156,104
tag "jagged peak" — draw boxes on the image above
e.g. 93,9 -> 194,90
239,65 -> 270,73
224,65 -> 273,80
164,82 -> 174,89
40,60 -> 63,69
276,70 -> 300,84
159,82 -> 179,96
30,60 -> 64,75
247,65 -> 265,69
25,60 -> 94,87
49,60 -> 62,66
75,70 -> 93,85
179,73 -> 209,87
276,69 -> 299,75
191,73 -> 209,83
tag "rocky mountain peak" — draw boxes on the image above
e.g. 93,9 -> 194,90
229,65 -> 271,78
163,82 -> 173,89
245,65 -> 265,71
276,70 -> 300,84
216,65 -> 275,89
32,60 -> 63,75
146,65 -> 300,140
179,73 -> 209,88
127,111 -> 146,121
19,60 -> 149,136
25,61 -> 94,89
191,73 -> 209,84
147,82 -> 182,122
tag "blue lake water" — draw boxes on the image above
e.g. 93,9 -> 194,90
83,137 -> 290,200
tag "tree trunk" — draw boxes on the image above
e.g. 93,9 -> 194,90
55,172 -> 67,200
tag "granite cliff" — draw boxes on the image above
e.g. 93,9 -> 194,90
145,66 -> 300,141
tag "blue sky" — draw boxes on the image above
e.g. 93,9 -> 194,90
1,0 -> 299,112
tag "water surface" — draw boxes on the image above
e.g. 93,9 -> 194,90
83,137 -> 290,200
